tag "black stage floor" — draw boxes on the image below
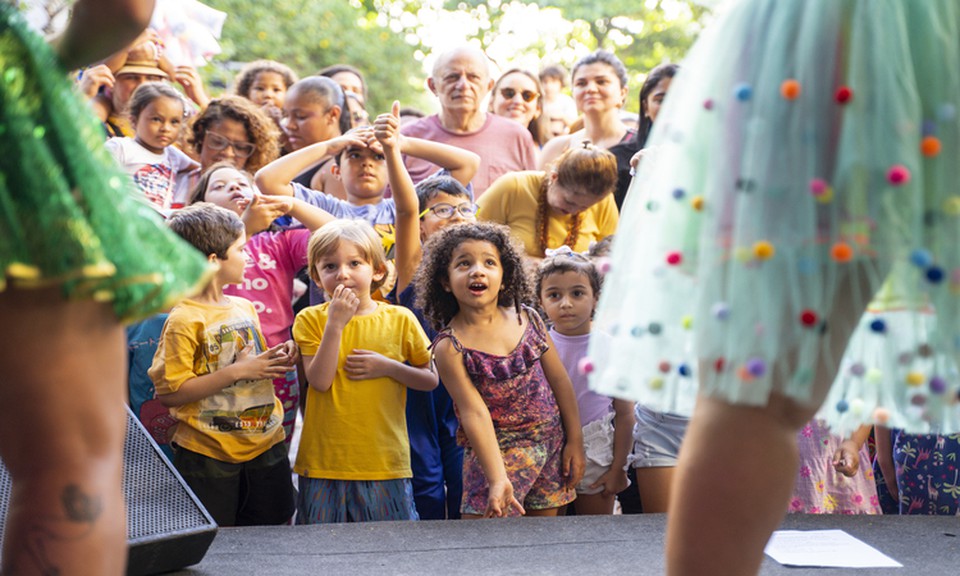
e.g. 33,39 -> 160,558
170,513 -> 960,575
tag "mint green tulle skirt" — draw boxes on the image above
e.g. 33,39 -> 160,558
589,0 -> 960,434
0,5 -> 211,322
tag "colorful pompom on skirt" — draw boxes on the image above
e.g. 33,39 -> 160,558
589,0 -> 960,434
0,4 -> 211,322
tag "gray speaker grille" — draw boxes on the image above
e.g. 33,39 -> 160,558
0,408 -> 214,550
122,412 -> 212,542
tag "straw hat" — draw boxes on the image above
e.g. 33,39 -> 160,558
115,41 -> 169,79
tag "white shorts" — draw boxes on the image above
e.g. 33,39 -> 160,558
575,412 -> 627,495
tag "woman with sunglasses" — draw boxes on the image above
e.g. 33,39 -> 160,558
490,69 -> 550,149
538,50 -> 632,171
478,142 -> 618,259
173,96 -> 280,208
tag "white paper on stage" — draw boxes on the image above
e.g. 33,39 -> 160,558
764,529 -> 903,568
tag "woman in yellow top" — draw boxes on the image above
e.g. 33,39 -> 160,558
477,143 -> 619,258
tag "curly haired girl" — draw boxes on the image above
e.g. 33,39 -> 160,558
414,222 -> 585,518
233,59 -> 299,111
173,96 -> 281,207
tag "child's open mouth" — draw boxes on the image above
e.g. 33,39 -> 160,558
468,282 -> 487,295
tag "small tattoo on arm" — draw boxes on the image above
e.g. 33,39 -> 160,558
61,484 -> 103,523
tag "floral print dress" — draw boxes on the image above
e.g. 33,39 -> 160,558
790,420 -> 881,514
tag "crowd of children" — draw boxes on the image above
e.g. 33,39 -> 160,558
64,0 -> 960,543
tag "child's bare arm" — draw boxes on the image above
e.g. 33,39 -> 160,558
174,65 -> 210,109
833,423 -> 872,477
53,0 -> 155,70
874,425 -> 899,501
434,338 -> 524,517
400,136 -> 480,187
255,133 -> 366,197
159,341 -> 294,407
540,333 -> 586,489
591,398 -> 634,496
303,285 -> 359,392
343,350 -> 437,391
288,198 -> 336,231
374,102 -> 421,295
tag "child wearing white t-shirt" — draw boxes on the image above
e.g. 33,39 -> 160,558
106,82 -> 198,210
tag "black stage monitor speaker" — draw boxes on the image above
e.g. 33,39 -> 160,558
0,406 -> 218,576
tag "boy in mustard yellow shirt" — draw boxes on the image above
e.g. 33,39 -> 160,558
149,203 -> 296,526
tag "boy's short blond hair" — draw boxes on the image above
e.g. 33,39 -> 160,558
307,219 -> 388,294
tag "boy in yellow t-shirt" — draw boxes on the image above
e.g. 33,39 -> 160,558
149,203 -> 296,526
293,219 -> 437,523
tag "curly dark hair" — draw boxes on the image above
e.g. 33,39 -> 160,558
414,222 -> 533,331
233,60 -> 299,100
187,96 -> 280,173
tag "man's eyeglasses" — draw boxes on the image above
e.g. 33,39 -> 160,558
499,87 -> 539,103
419,202 -> 479,219
204,131 -> 256,158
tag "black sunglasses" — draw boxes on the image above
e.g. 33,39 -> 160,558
499,87 -> 539,103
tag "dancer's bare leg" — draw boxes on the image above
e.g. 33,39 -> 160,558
0,287 -> 127,575
666,393 -> 814,576
665,264 -> 878,576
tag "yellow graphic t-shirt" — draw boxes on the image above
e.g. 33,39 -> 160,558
149,296 -> 285,463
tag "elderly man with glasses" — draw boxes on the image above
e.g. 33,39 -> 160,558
401,46 -> 539,198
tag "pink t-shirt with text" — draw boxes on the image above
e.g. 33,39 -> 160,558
223,228 -> 310,346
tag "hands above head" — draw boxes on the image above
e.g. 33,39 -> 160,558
373,101 -> 402,152
78,64 -> 115,99
128,28 -> 165,59
174,64 -> 210,109
325,131 -> 371,157
484,478 -> 525,518
346,125 -> 384,156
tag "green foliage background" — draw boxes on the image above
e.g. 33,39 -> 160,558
202,0 -> 711,116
